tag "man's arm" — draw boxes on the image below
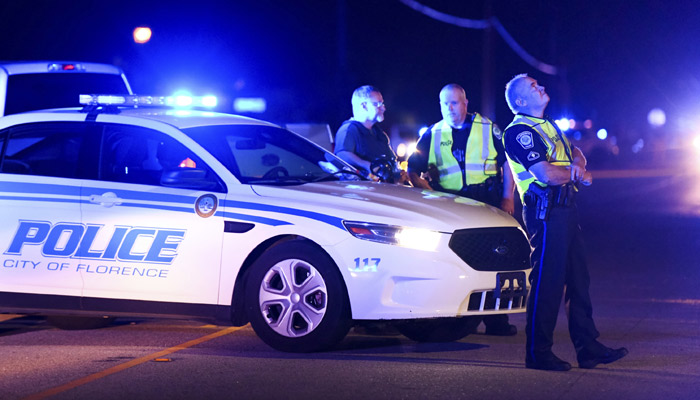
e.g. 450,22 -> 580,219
500,160 -> 515,214
409,171 -> 433,190
570,146 -> 587,182
529,159 -> 592,186
336,150 -> 371,173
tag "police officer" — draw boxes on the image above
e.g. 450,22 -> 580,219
335,85 -> 407,183
407,83 -> 517,336
502,73 -> 628,371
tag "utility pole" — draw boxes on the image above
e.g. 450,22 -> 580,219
480,0 -> 495,121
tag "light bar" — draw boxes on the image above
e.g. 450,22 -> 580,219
79,94 -> 218,108
48,63 -> 86,72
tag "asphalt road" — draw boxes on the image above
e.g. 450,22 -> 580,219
1,170 -> 699,400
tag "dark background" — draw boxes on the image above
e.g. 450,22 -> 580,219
1,0 -> 698,160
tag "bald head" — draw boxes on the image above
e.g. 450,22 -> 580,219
439,83 -> 468,128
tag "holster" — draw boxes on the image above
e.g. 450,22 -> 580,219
526,182 -> 576,221
526,183 -> 553,221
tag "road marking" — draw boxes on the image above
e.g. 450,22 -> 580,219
651,298 -> 700,306
24,325 -> 245,400
591,169 -> 678,179
0,314 -> 23,322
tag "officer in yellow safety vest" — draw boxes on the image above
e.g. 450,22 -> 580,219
503,73 -> 627,371
407,83 -> 517,336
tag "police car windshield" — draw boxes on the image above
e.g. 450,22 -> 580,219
182,125 -> 359,185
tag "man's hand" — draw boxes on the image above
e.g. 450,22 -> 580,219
500,197 -> 515,215
397,170 -> 412,186
569,162 -> 586,182
580,171 -> 593,186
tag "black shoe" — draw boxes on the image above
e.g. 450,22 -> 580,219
526,352 -> 572,371
577,341 -> 629,369
484,323 -> 517,336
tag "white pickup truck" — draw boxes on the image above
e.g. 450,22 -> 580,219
0,61 -> 132,116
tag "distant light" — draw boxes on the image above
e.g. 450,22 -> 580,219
632,138 -> 645,154
418,126 -> 429,136
596,129 -> 608,140
234,97 -> 266,113
396,143 -> 407,158
407,142 -> 417,158
584,119 -> 593,129
693,136 -> 700,150
555,118 -> 570,131
573,131 -> 582,141
569,119 -> 576,130
647,108 -> 666,127
133,27 -> 152,44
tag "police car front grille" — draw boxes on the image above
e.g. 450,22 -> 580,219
467,289 -> 528,312
448,227 -> 530,271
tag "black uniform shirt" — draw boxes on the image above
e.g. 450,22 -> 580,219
502,117 -> 550,171
334,120 -> 394,168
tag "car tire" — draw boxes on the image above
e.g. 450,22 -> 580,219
46,316 -> 115,330
396,316 -> 479,342
245,241 -> 351,352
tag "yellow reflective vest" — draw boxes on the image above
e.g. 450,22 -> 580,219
504,114 -> 573,201
427,113 -> 499,190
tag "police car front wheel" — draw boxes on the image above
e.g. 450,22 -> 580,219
245,241 -> 351,352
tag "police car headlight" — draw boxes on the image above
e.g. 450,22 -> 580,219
343,222 -> 442,252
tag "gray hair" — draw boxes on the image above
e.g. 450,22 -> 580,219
505,73 -> 529,114
351,85 -> 380,109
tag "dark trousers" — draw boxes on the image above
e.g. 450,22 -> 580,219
522,197 -> 600,360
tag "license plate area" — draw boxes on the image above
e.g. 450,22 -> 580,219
494,271 -> 527,307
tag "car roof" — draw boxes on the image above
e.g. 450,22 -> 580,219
0,61 -> 125,75
17,107 -> 280,130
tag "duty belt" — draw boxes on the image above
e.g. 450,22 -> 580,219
525,182 -> 576,220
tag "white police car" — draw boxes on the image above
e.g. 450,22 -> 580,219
0,95 -> 531,352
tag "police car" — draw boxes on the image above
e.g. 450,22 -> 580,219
0,95 -> 531,352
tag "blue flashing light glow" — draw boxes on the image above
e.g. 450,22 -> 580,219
573,131 -> 582,141
234,98 -> 267,113
555,118 -> 570,131
175,96 -> 193,107
201,95 -> 217,107
597,129 -> 608,140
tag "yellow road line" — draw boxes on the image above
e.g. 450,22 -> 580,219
651,298 -> 700,306
0,314 -> 23,322
24,325 -> 245,400
591,169 -> 678,179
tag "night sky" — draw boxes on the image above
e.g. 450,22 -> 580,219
1,0 -> 699,149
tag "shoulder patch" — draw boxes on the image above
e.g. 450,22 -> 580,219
493,126 -> 502,140
516,131 -> 534,149
527,151 -> 541,161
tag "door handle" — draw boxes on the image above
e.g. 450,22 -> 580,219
89,192 -> 123,207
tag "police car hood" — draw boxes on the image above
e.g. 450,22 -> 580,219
251,181 -> 517,232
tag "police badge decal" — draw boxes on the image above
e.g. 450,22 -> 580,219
195,194 -> 218,218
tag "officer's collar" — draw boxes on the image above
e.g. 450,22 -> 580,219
516,112 -> 546,121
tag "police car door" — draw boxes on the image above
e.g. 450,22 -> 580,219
0,119 -> 94,300
79,122 -> 226,305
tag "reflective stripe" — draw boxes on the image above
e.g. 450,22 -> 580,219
427,114 -> 499,190
517,169 -> 533,181
481,119 -> 490,160
505,115 -> 573,201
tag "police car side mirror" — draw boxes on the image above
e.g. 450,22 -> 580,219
160,168 -> 220,191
